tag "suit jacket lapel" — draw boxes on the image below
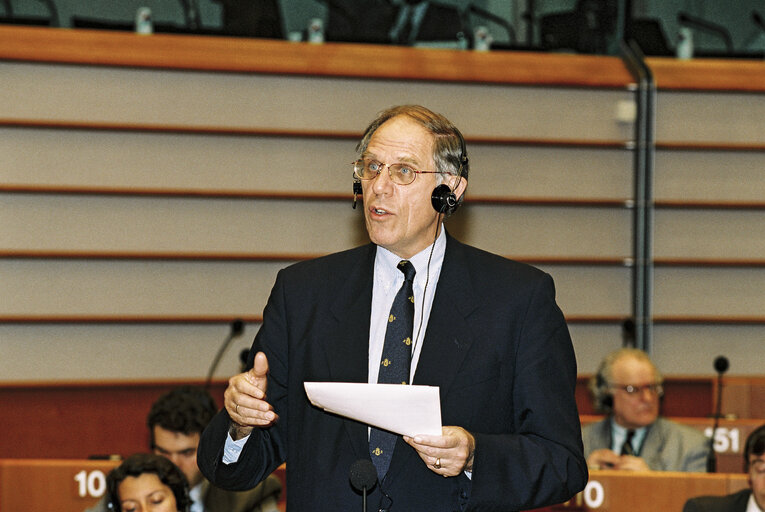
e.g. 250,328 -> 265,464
413,235 -> 477,395
324,244 -> 376,460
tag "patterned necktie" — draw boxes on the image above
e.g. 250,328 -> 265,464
369,260 -> 416,480
621,429 -> 635,456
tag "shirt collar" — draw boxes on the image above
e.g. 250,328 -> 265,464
375,228 -> 447,291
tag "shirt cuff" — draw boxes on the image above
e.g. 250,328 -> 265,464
222,431 -> 249,465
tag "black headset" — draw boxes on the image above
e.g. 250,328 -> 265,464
353,128 -> 468,215
595,370 -> 613,411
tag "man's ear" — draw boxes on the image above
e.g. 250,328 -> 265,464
452,176 -> 468,201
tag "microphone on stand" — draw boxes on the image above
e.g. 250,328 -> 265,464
205,319 -> 245,390
753,11 -> 765,33
706,355 -> 729,472
677,12 -> 734,54
349,459 -> 377,511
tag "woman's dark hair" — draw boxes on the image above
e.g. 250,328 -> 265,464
106,453 -> 191,512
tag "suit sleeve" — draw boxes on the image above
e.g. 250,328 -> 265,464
681,431 -> 711,473
469,272 -> 588,510
682,498 -> 703,512
197,272 -> 289,491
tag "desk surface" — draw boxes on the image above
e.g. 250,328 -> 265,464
1,459 -> 750,512
0,459 -> 287,512
531,470 -> 749,512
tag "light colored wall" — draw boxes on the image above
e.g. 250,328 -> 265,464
1,49 -> 763,382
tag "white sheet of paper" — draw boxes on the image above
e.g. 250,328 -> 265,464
304,382 -> 442,437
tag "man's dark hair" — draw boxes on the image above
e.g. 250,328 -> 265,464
744,423 -> 765,471
147,386 -> 217,447
106,453 -> 191,512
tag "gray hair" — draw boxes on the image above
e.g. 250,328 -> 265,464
356,105 -> 470,186
589,347 -> 663,414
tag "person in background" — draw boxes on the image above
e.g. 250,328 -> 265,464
197,104 -> 587,511
683,423 -> 765,512
106,453 -> 190,512
582,347 -> 708,471
86,386 -> 281,512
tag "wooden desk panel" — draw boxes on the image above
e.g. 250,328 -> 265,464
527,470 -> 749,512
0,459 -> 287,512
0,380 -> 226,459
0,459 -> 119,512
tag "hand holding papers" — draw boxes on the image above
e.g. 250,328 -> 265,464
304,382 -> 442,436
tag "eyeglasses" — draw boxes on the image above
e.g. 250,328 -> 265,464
352,158 -> 447,186
611,383 -> 664,396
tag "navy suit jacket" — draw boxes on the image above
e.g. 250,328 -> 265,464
683,489 -> 752,512
198,234 -> 587,511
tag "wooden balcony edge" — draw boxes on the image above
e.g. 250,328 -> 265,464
656,141 -> 765,152
655,200 -> 765,210
0,184 -> 632,207
0,119 -> 632,149
0,25 -> 635,89
2,315 -> 764,325
0,250 -> 632,266
0,315 -> 263,324
6,118 -> 765,151
646,56 -> 765,93
0,377 -> 230,389
5,251 -> 765,268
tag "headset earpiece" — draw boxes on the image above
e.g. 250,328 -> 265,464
596,370 -> 613,410
352,179 -> 362,209
430,129 -> 467,215
431,184 -> 457,214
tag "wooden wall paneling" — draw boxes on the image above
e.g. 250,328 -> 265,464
654,209 -> 765,260
654,149 -> 765,203
447,204 -> 631,257
0,127 -> 359,193
654,91 -> 765,144
534,265 -> 631,318
0,195 -> 369,253
0,323 -> 262,381
653,267 -> 765,317
0,380 -> 227,459
0,61 -> 634,141
3,375 -> 748,459
468,144 -> 634,200
653,326 -> 765,379
1,259 -> 289,316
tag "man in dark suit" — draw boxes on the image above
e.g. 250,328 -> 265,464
683,423 -> 765,512
197,105 -> 588,511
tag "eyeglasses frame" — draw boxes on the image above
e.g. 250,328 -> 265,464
352,158 -> 449,186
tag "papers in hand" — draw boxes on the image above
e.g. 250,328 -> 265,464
304,382 -> 442,437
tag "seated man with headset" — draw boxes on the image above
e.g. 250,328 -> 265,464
583,347 -> 708,471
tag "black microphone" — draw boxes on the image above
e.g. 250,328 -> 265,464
753,11 -> 765,33
706,355 -> 729,472
349,459 -> 377,511
205,319 -> 245,390
239,347 -> 251,372
677,12 -> 734,54
621,318 -> 636,348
